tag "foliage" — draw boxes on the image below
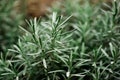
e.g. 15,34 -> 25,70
0,0 -> 24,52
0,0 -> 120,80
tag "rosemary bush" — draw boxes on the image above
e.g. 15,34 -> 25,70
0,0 -> 24,52
0,0 -> 120,80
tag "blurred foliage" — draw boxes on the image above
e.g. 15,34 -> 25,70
0,0 -> 24,52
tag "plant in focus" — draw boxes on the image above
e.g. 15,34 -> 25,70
0,12 -> 75,80
0,0 -> 120,80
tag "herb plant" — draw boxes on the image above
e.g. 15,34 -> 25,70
0,0 -> 120,80
0,0 -> 24,52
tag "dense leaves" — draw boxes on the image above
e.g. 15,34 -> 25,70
0,0 -> 120,80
